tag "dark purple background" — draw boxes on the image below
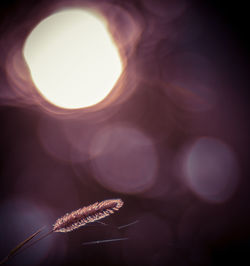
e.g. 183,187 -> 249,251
0,1 -> 249,265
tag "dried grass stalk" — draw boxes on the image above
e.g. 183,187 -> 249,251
53,199 -> 123,232
0,199 -> 124,264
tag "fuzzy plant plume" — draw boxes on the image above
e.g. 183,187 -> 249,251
0,199 -> 124,264
53,199 -> 123,232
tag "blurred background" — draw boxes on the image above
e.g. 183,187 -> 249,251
0,0 -> 249,265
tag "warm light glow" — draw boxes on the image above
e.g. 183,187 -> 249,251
23,8 -> 123,109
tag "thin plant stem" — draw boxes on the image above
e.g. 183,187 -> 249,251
82,237 -> 128,246
0,226 -> 45,265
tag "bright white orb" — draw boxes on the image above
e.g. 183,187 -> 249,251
23,8 -> 123,109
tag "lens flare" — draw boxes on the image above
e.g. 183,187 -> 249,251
23,8 -> 123,109
181,137 -> 239,203
89,125 -> 158,194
